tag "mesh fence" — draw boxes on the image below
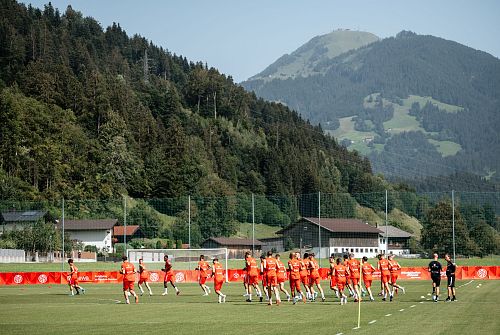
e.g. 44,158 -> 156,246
0,191 -> 498,262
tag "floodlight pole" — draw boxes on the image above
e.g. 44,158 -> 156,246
123,196 -> 127,252
318,191 -> 321,267
385,190 -> 388,255
252,193 -> 255,256
61,198 -> 65,275
452,190 -> 456,262
188,195 -> 191,249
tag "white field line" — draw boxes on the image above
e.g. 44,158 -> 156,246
385,313 -> 392,317
369,320 -> 377,324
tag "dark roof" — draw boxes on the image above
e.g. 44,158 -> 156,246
56,219 -> 118,231
113,225 -> 140,236
378,225 -> 413,238
1,210 -> 47,222
203,237 -> 264,247
278,217 -> 382,234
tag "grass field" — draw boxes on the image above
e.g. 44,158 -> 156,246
0,280 -> 498,334
0,257 -> 499,272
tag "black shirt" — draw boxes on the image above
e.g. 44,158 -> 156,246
429,260 -> 442,276
446,260 -> 456,277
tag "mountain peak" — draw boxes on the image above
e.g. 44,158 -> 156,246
246,29 -> 379,82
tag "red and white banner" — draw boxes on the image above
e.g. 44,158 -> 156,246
0,266 -> 498,286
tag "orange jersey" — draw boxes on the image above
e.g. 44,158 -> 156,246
308,259 -> 320,278
362,263 -> 375,280
121,261 -> 135,282
277,260 -> 287,280
213,263 -> 224,282
246,257 -> 259,277
388,260 -> 400,273
288,259 -> 301,280
139,263 -> 148,279
198,260 -> 210,277
334,264 -> 347,282
265,257 -> 277,276
70,265 -> 78,279
300,259 -> 310,276
378,259 -> 390,275
348,259 -> 361,279
164,259 -> 173,274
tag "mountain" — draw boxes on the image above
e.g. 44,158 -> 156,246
0,1 -> 386,202
248,29 -> 379,82
242,31 -> 500,185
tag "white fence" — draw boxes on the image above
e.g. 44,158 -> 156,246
0,249 -> 25,263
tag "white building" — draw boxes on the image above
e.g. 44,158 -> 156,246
57,219 -> 118,252
377,225 -> 413,255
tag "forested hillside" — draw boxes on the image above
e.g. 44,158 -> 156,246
0,1 -> 385,201
242,31 -> 500,183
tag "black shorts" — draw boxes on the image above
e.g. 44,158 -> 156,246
447,275 -> 455,288
431,275 -> 441,287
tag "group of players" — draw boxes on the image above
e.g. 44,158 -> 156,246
241,251 -> 405,305
66,250 -> 457,305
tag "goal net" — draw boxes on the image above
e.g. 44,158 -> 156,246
126,248 -> 229,281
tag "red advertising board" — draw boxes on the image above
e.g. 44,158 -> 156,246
0,266 -> 498,286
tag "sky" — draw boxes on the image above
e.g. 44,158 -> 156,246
23,0 -> 500,83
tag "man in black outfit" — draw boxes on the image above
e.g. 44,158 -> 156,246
444,253 -> 457,302
428,253 -> 442,302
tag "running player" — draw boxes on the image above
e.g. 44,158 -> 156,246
328,254 -> 339,299
67,259 -> 85,295
428,253 -> 442,302
333,257 -> 348,305
387,254 -> 405,300
138,258 -> 153,296
308,253 -> 325,302
377,254 -> 391,301
276,254 -> 291,301
259,254 -> 268,302
244,251 -> 262,302
196,255 -> 211,296
347,253 -> 361,302
212,258 -> 226,303
161,255 -> 180,296
263,251 -> 281,305
343,254 -> 355,297
361,256 -> 376,301
444,253 -> 457,302
299,252 -> 314,300
120,255 -> 138,304
288,253 -> 306,304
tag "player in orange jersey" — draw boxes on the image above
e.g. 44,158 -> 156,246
308,253 -> 325,301
288,253 -> 306,304
275,254 -> 291,302
212,258 -> 227,303
347,253 -> 361,302
263,251 -> 281,305
387,254 -> 405,300
244,251 -> 262,302
377,254 -> 391,301
299,252 -> 314,300
361,256 -> 376,301
138,258 -> 153,296
161,255 -> 180,296
343,254 -> 355,297
120,255 -> 138,304
67,259 -> 85,296
260,254 -> 269,302
196,255 -> 211,296
333,257 -> 348,305
328,254 -> 339,299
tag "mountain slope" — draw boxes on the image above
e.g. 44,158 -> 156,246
242,31 -> 500,183
248,29 -> 379,82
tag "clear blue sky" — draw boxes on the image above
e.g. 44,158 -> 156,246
23,0 -> 500,82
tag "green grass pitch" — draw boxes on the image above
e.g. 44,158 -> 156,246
0,280 -> 498,334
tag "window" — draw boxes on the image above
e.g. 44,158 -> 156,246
350,248 -> 354,252
355,248 -> 359,252
334,248 -> 338,253
370,248 -> 373,252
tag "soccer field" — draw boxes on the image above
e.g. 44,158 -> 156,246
0,280 -> 498,335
